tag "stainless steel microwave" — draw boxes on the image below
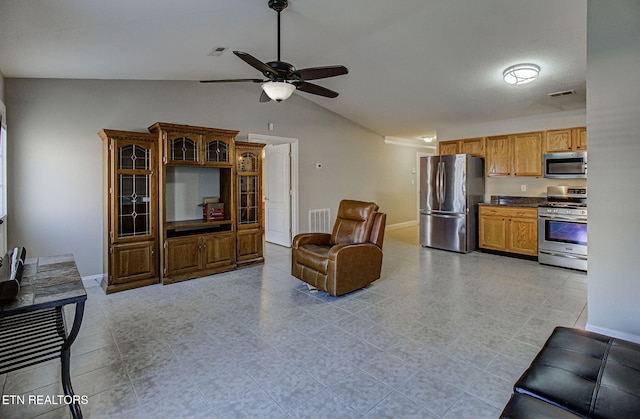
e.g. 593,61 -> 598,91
543,151 -> 587,179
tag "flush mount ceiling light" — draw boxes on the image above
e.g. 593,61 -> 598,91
503,63 -> 540,85
261,81 -> 295,102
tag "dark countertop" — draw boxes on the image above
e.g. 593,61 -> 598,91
480,196 -> 548,208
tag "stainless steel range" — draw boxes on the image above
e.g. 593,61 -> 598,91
538,186 -> 587,271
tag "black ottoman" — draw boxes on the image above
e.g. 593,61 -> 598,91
501,327 -> 640,418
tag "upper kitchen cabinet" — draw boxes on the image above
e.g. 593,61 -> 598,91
545,127 -> 587,153
486,132 -> 543,177
148,122 -> 237,167
438,140 -> 459,155
459,137 -> 485,157
513,132 -> 543,177
485,135 -> 512,176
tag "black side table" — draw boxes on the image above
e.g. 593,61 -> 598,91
0,255 -> 87,419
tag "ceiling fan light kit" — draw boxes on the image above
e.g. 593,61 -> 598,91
262,81 -> 295,102
503,63 -> 540,85
200,0 -> 348,102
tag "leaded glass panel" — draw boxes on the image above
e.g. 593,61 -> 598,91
238,152 -> 257,172
238,175 -> 258,224
206,140 -> 228,163
118,144 -> 150,170
118,174 -> 151,237
170,137 -> 198,162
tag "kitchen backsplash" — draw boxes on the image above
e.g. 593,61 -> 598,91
484,176 -> 587,202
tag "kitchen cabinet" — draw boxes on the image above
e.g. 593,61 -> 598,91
459,137 -> 485,157
236,142 -> 265,266
479,205 -> 538,256
485,132 -> 543,177
545,127 -> 587,152
485,135 -> 512,176
99,130 -> 159,294
438,140 -> 459,155
513,132 -> 543,176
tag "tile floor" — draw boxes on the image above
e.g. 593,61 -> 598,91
0,226 -> 588,418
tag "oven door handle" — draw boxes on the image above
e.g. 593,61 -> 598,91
538,215 -> 587,222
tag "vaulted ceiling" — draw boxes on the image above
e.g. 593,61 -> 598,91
0,0 -> 586,139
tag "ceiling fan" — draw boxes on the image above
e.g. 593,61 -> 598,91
200,0 -> 348,102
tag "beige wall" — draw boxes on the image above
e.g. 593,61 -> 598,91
4,78 -> 418,277
585,0 -> 640,342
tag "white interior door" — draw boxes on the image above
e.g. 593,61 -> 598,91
264,143 -> 291,247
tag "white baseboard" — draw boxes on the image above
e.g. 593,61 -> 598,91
82,273 -> 103,288
386,220 -> 418,231
585,323 -> 640,344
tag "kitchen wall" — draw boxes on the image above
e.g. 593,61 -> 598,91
0,71 -> 4,102
438,109 -> 587,200
586,0 -> 640,342
4,78 -> 417,278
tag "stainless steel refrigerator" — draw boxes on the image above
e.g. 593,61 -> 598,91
419,154 -> 485,253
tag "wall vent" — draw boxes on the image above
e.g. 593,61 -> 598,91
309,209 -> 331,233
548,89 -> 575,98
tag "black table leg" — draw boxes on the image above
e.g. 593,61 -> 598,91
61,300 -> 85,419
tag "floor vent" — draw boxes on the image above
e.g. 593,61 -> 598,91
309,209 -> 331,233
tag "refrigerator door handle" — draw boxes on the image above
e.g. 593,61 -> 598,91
435,162 -> 441,203
440,161 -> 446,204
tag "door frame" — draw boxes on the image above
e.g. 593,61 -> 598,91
416,151 -> 434,222
0,101 -> 7,256
247,133 -> 299,241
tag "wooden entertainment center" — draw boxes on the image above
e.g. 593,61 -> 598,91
100,122 -> 264,294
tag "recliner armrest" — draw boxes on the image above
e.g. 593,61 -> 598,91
327,242 -> 383,263
292,233 -> 332,248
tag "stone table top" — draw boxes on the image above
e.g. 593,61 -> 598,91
0,254 -> 87,316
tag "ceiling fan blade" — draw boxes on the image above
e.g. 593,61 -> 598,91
233,51 -> 277,78
294,81 -> 339,98
199,79 -> 264,83
259,90 -> 272,102
294,65 -> 348,81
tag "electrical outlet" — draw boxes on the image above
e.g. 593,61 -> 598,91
521,185 -> 527,192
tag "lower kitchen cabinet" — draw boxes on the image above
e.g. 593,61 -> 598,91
479,205 -> 538,256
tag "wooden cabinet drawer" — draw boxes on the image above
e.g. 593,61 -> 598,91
479,206 -> 537,219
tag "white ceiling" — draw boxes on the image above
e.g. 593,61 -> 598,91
0,0 -> 587,139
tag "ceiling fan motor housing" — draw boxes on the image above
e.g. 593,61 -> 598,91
268,0 -> 288,13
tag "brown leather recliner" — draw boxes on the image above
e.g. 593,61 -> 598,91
291,200 -> 386,296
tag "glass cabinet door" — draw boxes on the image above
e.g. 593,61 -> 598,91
238,151 -> 258,172
169,136 -> 198,163
238,175 -> 259,225
204,138 -> 229,163
116,143 -> 153,238
237,150 -> 260,225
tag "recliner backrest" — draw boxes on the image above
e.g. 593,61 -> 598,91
330,200 -> 379,245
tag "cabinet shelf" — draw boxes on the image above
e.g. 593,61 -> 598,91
166,219 -> 232,231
